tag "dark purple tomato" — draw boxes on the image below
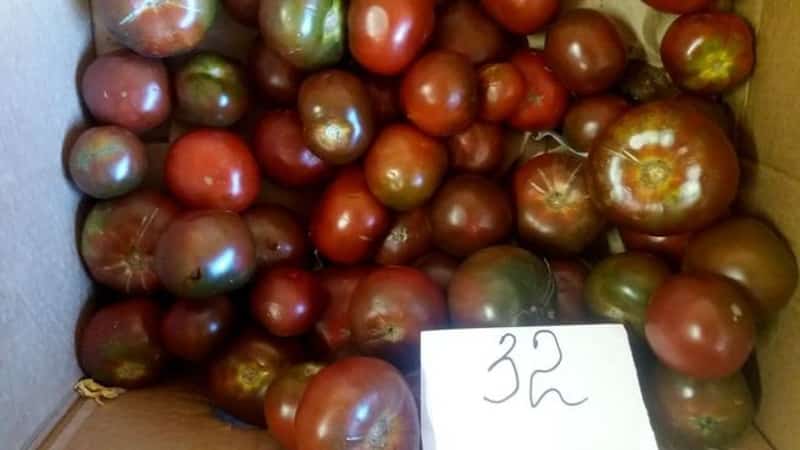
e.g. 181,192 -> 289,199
480,0 -> 559,35
673,94 -> 735,139
376,208 -> 433,266
298,70 -> 376,165
250,267 -> 328,337
248,41 -> 303,105
161,296 -> 235,362
550,259 -> 589,324
449,246 -> 556,327
434,0 -> 509,65
264,362 -> 326,450
414,251 -> 460,290
478,63 -> 526,123
314,267 -> 373,358
81,190 -> 179,294
644,0 -> 716,14
563,95 -> 631,154
618,60 -> 681,104
243,205 -> 308,271
260,0 -> 344,70
79,298 -> 167,389
295,357 -> 420,450
223,0 -> 260,26
175,52 -> 250,127
81,50 -> 171,133
155,210 -> 257,299
68,126 -> 148,199
508,50 -> 569,131
661,12 -> 755,95
544,9 -> 627,96
364,76 -> 402,125
620,228 -> 692,262
448,122 -> 505,174
645,274 -> 756,379
96,0 -> 217,57
349,266 -> 447,368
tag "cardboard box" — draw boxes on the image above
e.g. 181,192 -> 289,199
0,0 -> 795,449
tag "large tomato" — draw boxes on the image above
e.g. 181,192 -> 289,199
550,259 -> 590,324
508,50 -> 569,131
562,95 -> 631,154
250,267 -> 328,337
434,0 -> 509,65
161,296 -> 235,362
68,126 -> 147,199
448,122 -> 505,174
243,206 -> 308,271
644,0 -> 716,14
175,52 -> 250,128
587,100 -> 739,235
480,0 -> 559,35
375,208 -> 433,266
314,267 -> 373,358
264,362 -> 326,450
478,62 -> 526,123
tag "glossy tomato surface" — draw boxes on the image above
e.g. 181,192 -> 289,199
79,298 -> 167,389
295,357 -> 419,450
414,251 -> 460,290
223,0 -> 260,26
550,259 -> 589,324
587,100 -> 739,235
478,62 -> 526,123
620,228 -> 691,262
480,0 -> 559,35
161,296 -> 235,362
673,94 -> 735,138
264,362 -> 326,450
348,0 -> 435,75
243,205 -> 308,271
251,267 -> 328,337
310,167 -> 391,264
448,122 -> 504,174
68,126 -> 147,199
644,0 -> 716,14
434,0 -> 508,65
314,267 -> 373,358
645,274 -> 756,379
81,190 -> 179,294
508,50 -> 569,131
375,208 -> 433,266
449,246 -> 556,327
563,95 -> 631,154
175,52 -> 250,127
248,41 -> 302,105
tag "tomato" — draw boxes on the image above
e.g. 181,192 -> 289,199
618,60 -> 681,104
673,94 -> 735,138
81,50 -> 171,133
68,126 -> 147,199
314,267 -> 373,358
563,95 -> 631,154
257,179 -> 320,219
448,122 -> 504,174
310,167 -> 391,264
295,357 -> 419,450
161,296 -> 235,362
348,0 -> 435,75
251,267 -> 328,337
449,246 -> 556,327
648,364 -> 755,450
96,0 -> 217,57
478,63 -> 525,123
243,206 -> 308,271
401,51 -> 479,137
544,9 -> 627,96
349,266 -> 447,368
430,175 -> 513,257
81,191 -> 179,294
248,41 -> 302,105
155,210 -> 257,299
620,228 -> 691,262
79,298 -> 167,389
585,253 -> 671,335
644,0 -> 716,14
508,50 -> 569,131
645,274 -> 756,379
298,70 -> 376,165
253,110 -> 331,188
364,124 -> 448,210
208,329 -> 303,426
434,0 -> 509,65
514,152 -> 606,255
480,0 -> 559,35
661,12 -> 755,95
175,52 -> 250,128
375,208 -> 433,266
259,0 -> 344,70
683,217 -> 799,320
587,100 -> 739,235
550,259 -> 589,324
414,251 -> 460,290
264,363 -> 326,450
223,0 -> 260,26
364,76 -> 402,125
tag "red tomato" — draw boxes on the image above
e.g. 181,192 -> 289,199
478,62 -> 526,123
508,50 -> 569,131
165,130 -> 261,212
448,122 -> 505,174
348,0 -> 435,75
414,251 -> 460,290
645,274 -> 756,379
264,363 -> 326,450
314,267 -> 373,358
644,0 -> 716,14
550,260 -> 590,324
310,167 -> 391,264
434,0 -> 509,65
620,228 -> 692,262
161,296 -> 235,362
248,41 -> 302,105
480,0 -> 559,35
375,208 -> 433,266
243,205 -> 308,271
250,267 -> 328,337
562,95 -> 631,153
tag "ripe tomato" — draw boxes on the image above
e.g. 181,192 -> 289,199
550,259 -> 590,324
251,267 -> 328,337
248,41 -> 302,105
314,267 -> 373,358
414,251 -> 460,290
348,0 -> 435,75
79,298 -> 167,389
645,274 -> 756,379
683,217 -> 799,320
673,94 -> 735,138
620,228 -> 691,262
644,0 -> 716,14
223,0 -> 259,27
401,51 -> 479,137
310,167 -> 391,264
295,357 -> 419,450
514,152 -> 606,255
349,266 -> 447,368
430,175 -> 513,257
508,50 -> 569,131
243,205 -> 308,271
587,100 -> 739,235
480,0 -> 559,35
364,76 -> 402,125
175,52 -> 250,127
81,190 -> 179,294
544,9 -> 627,96
161,296 -> 235,362
448,122 -> 505,174
478,62 -> 526,123
661,12 -> 755,95
434,0 -> 509,65
68,126 -> 148,199
364,124 -> 448,210
165,130 -> 260,212
375,208 -> 433,266
264,363 -> 326,450
155,210 -> 257,299
563,95 -> 631,154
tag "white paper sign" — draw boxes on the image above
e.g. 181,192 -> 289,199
420,324 -> 659,450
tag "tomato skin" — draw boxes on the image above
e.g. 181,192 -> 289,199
587,100 -> 739,235
414,251 -> 460,290
683,217 -> 799,320
161,296 -> 235,362
364,76 -> 402,125
550,260 -> 590,324
295,357 -> 420,450
620,228 -> 691,262
314,267 -> 373,358
175,52 -> 250,128
68,126 -> 148,199
250,267 -> 328,337
375,208 -> 433,266
434,0 -> 509,65
79,298 -> 167,389
661,12 -> 755,95
480,0 -> 559,35
644,0 -> 716,14
264,363 -> 326,450
563,95 -> 631,154
478,63 -> 526,123
223,0 -> 260,26
243,205 -> 308,271
348,0 -> 435,75
508,50 -> 569,131
310,167 -> 391,264
248,41 -> 302,105
448,122 -> 505,174
645,274 -> 756,379
165,130 -> 261,212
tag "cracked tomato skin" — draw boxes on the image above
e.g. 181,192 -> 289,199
508,50 -> 569,131
661,12 -> 755,95
295,357 -> 420,450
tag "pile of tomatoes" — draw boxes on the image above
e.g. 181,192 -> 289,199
69,0 -> 797,449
